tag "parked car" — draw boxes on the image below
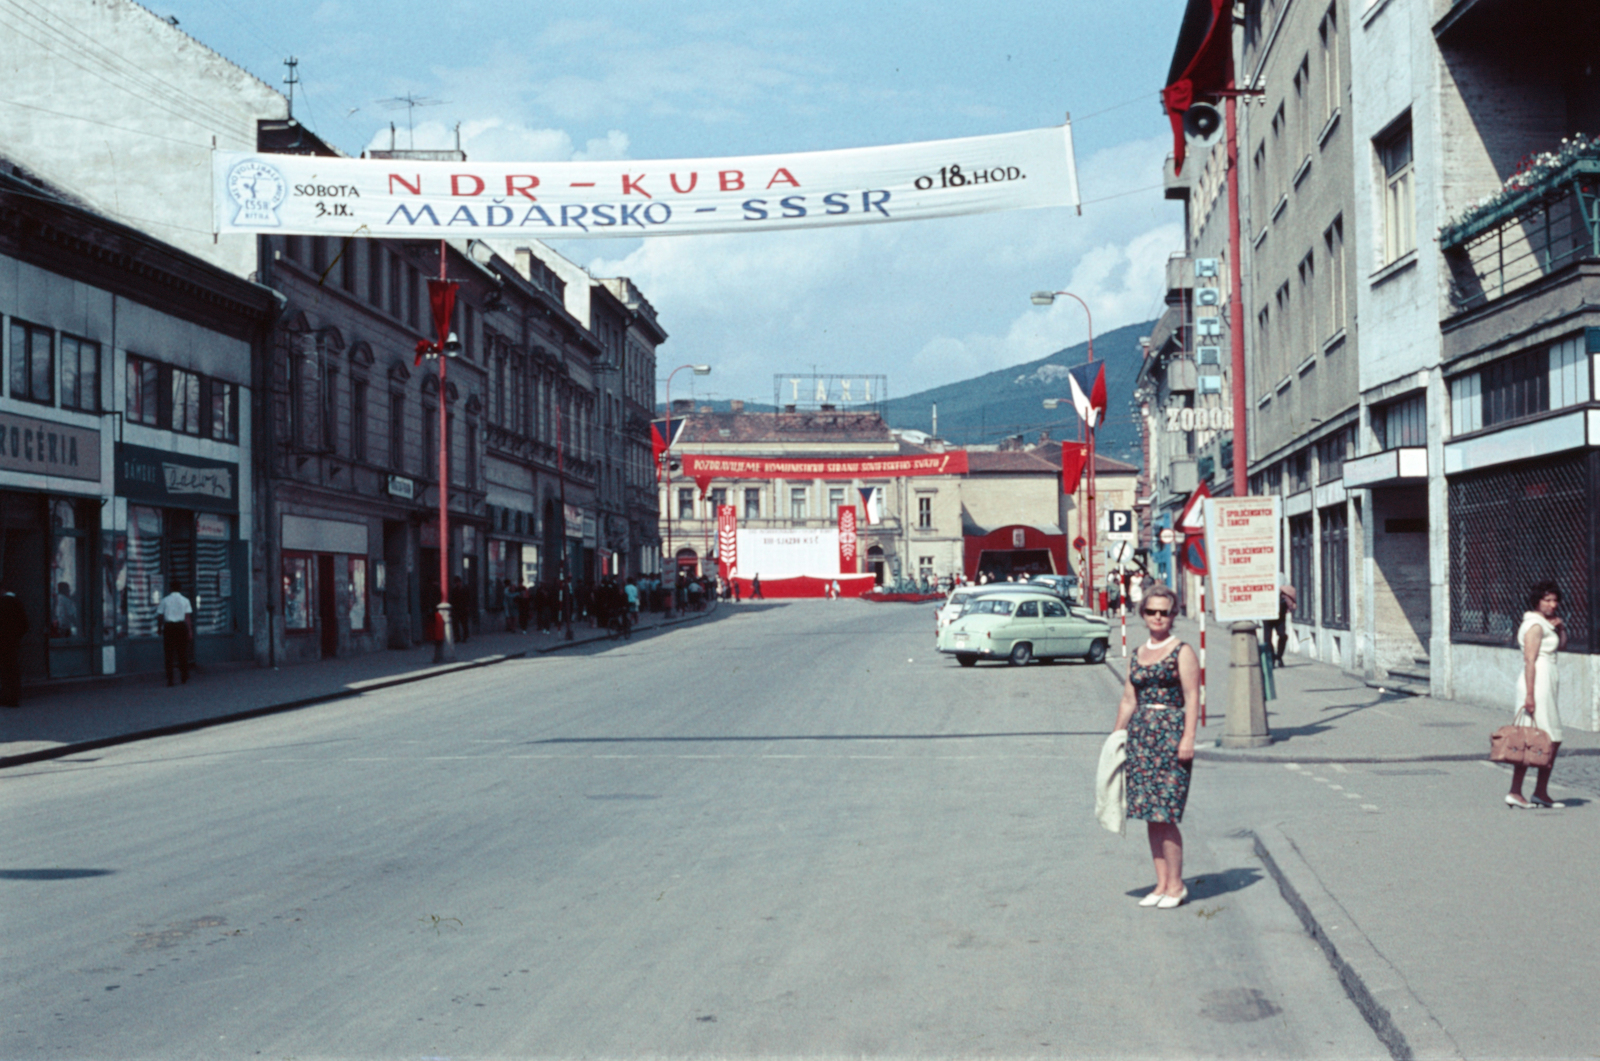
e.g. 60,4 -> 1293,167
1029,573 -> 1081,604
935,582 -> 1046,646
939,590 -> 1111,667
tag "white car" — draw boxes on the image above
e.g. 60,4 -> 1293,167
935,583 -> 1048,649
939,590 -> 1112,667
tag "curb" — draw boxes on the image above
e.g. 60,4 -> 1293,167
0,604 -> 723,771
1249,824 -> 1461,1061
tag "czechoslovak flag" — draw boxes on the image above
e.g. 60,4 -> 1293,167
857,486 -> 882,525
1067,361 -> 1108,429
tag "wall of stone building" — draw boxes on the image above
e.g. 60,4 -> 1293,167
1450,641 -> 1600,732
0,0 -> 285,279
959,477 -> 1058,532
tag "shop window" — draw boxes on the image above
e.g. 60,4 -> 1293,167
126,505 -> 164,638
1451,455 -> 1590,648
127,356 -> 160,426
60,335 -> 100,412
49,499 -> 87,640
282,553 -> 313,631
1289,514 -> 1315,623
171,367 -> 202,435
1319,505 -> 1349,629
194,513 -> 232,636
349,556 -> 368,631
10,320 -> 53,405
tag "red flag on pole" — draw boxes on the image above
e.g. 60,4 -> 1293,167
1061,441 -> 1089,495
1161,0 -> 1233,175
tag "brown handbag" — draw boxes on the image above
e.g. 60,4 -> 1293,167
1490,713 -> 1554,768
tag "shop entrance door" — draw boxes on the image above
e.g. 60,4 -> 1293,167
317,554 -> 338,658
0,494 -> 47,682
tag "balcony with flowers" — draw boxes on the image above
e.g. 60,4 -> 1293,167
1441,135 -> 1600,313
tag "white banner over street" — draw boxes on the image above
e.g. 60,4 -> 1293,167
212,123 -> 1080,239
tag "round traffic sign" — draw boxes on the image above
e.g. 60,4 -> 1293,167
1073,536 -> 1087,552
1159,527 -> 1176,545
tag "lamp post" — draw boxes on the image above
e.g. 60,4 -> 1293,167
660,363 -> 710,615
1032,291 -> 1098,612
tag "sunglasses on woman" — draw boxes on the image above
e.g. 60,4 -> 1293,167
1143,607 -> 1171,617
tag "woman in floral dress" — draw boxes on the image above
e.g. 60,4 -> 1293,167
1111,583 -> 1200,908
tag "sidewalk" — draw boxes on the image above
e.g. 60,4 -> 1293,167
1103,615 -> 1600,763
1108,615 -> 1600,1059
0,604 -> 721,769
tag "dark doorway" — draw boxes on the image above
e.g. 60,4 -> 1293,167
0,493 -> 47,681
317,554 -> 337,658
384,520 -> 411,648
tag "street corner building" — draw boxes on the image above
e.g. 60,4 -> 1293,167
1144,0 -> 1600,730
0,163 -> 275,682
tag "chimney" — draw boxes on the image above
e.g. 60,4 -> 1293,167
931,402 -> 939,438
1038,429 -> 1050,445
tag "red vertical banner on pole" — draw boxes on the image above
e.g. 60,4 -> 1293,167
716,504 -> 738,583
838,506 -> 859,574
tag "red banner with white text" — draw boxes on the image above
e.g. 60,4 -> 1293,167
680,452 -> 968,480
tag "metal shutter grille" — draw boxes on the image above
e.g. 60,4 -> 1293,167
1449,454 -> 1589,649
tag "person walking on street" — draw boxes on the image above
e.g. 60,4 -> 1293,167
0,588 -> 29,707
1508,581 -> 1568,810
449,576 -> 470,644
1111,583 -> 1199,908
159,583 -> 194,686
1269,583 -> 1297,665
751,573 -> 764,600
503,579 -> 520,633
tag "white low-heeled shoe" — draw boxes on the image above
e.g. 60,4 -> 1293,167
1138,890 -> 1165,907
1156,887 -> 1189,910
1506,794 -> 1535,810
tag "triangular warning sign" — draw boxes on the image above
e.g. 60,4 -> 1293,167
1177,481 -> 1212,533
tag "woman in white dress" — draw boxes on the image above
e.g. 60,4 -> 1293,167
1508,581 -> 1567,809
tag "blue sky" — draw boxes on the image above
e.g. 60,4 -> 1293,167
167,0 -> 1187,406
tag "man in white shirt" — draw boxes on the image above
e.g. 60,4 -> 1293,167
159,584 -> 194,686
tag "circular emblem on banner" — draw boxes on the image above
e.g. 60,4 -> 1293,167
226,159 -> 288,227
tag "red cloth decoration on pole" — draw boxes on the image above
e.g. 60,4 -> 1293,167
1161,0 -> 1234,175
716,505 -> 738,583
837,506 -> 859,573
693,474 -> 714,499
1061,441 -> 1089,495
428,279 -> 458,349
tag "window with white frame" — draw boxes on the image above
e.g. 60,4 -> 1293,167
1324,216 -> 1346,339
790,487 -> 808,520
1378,119 -> 1415,265
1319,5 -> 1340,126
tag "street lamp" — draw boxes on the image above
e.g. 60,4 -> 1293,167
1033,290 -> 1098,612
661,363 -> 711,615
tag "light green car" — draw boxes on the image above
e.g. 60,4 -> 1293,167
938,591 -> 1111,667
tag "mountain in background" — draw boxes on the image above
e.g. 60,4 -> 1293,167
883,318 -> 1154,464
674,317 -> 1154,467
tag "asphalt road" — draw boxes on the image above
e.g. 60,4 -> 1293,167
3,600 -> 1384,1059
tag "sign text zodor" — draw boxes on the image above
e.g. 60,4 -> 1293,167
214,125 -> 1080,239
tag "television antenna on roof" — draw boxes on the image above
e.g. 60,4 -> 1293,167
376,93 -> 446,148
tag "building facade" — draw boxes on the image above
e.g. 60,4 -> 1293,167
1,165 -> 275,680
